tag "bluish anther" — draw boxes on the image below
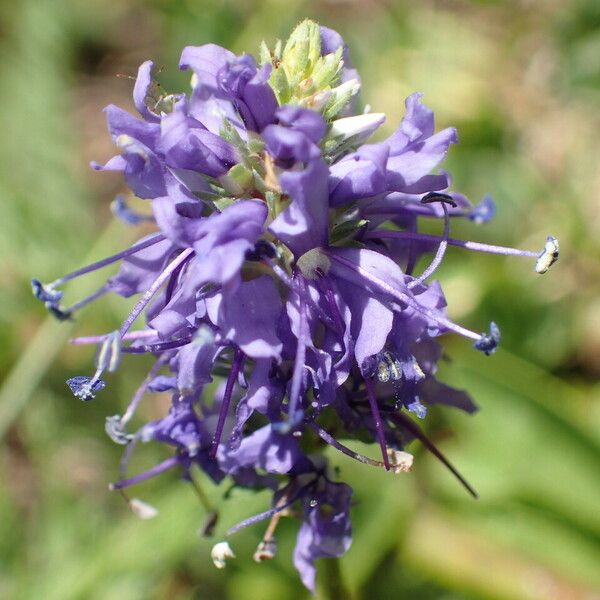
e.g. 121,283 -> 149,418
468,195 -> 496,224
111,195 -> 155,226
407,398 -> 427,419
474,321 -> 501,356
66,376 -> 106,401
31,278 -> 63,305
105,415 -> 134,445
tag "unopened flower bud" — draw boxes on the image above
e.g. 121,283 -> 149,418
330,113 -> 385,143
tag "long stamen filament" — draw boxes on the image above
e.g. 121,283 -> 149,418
310,422 -> 386,468
364,377 -> 391,470
366,230 -> 538,258
121,338 -> 192,354
119,248 -> 194,338
121,353 -> 173,426
390,410 -> 478,499
61,285 -> 109,315
267,260 -> 335,329
71,330 -> 158,345
209,348 -> 245,459
408,202 -> 450,288
50,233 -> 166,288
327,251 -> 481,341
109,455 -> 179,490
287,279 -> 308,422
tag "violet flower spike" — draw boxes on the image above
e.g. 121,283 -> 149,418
33,18 -> 558,591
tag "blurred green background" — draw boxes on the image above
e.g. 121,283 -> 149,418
1,0 -> 599,598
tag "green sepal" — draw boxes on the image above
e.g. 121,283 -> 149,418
212,196 -> 237,211
219,164 -> 254,197
330,218 -> 370,245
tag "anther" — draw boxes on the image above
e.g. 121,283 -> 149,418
105,415 -> 134,445
245,239 -> 279,262
211,541 -> 236,569
128,498 -> 159,520
407,398 -> 427,419
386,449 -> 414,473
66,376 -> 106,401
254,538 -> 277,563
111,195 -> 155,225
535,236 -> 559,274
421,191 -> 458,208
468,195 -> 496,224
473,321 -> 500,356
31,278 -> 63,305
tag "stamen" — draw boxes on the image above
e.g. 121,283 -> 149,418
66,376 -> 106,401
225,485 -> 309,537
47,233 -> 166,288
363,377 -> 391,470
111,195 -> 155,225
209,348 -> 245,459
119,248 -> 194,338
105,415 -> 134,445
535,236 -> 559,274
128,497 -> 159,520
468,194 -> 496,224
473,321 -> 500,356
310,422 -> 387,468
408,199 -> 450,288
407,398 -> 427,419
253,493 -> 289,563
254,538 -> 277,563
386,449 -> 414,473
267,260 -> 335,329
95,330 -> 122,373
366,230 -> 540,259
109,455 -> 179,490
390,411 -> 478,499
31,278 -> 63,305
70,330 -> 158,346
121,337 -> 192,354
121,353 -> 173,426
286,278 -> 309,426
326,251 -> 482,342
60,285 -> 109,320
67,330 -> 122,402
245,239 -> 279,261
211,541 -> 236,569
320,279 -> 346,337
190,472 -> 219,537
420,191 -> 457,208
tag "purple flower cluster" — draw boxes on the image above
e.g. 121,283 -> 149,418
32,21 -> 558,591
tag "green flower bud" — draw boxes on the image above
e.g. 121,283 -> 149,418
263,19 -> 352,118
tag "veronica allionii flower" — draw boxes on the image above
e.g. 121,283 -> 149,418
32,20 -> 558,592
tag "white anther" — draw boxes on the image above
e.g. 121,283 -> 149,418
535,236 -> 559,274
387,450 -> 414,474
129,498 -> 159,520
211,541 -> 236,569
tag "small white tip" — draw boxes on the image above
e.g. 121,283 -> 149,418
535,236 -> 559,274
387,450 -> 414,473
211,541 -> 236,569
129,498 -> 159,520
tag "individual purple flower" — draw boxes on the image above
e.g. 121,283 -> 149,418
32,19 -> 559,592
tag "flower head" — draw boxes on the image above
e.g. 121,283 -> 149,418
33,19 -> 558,591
